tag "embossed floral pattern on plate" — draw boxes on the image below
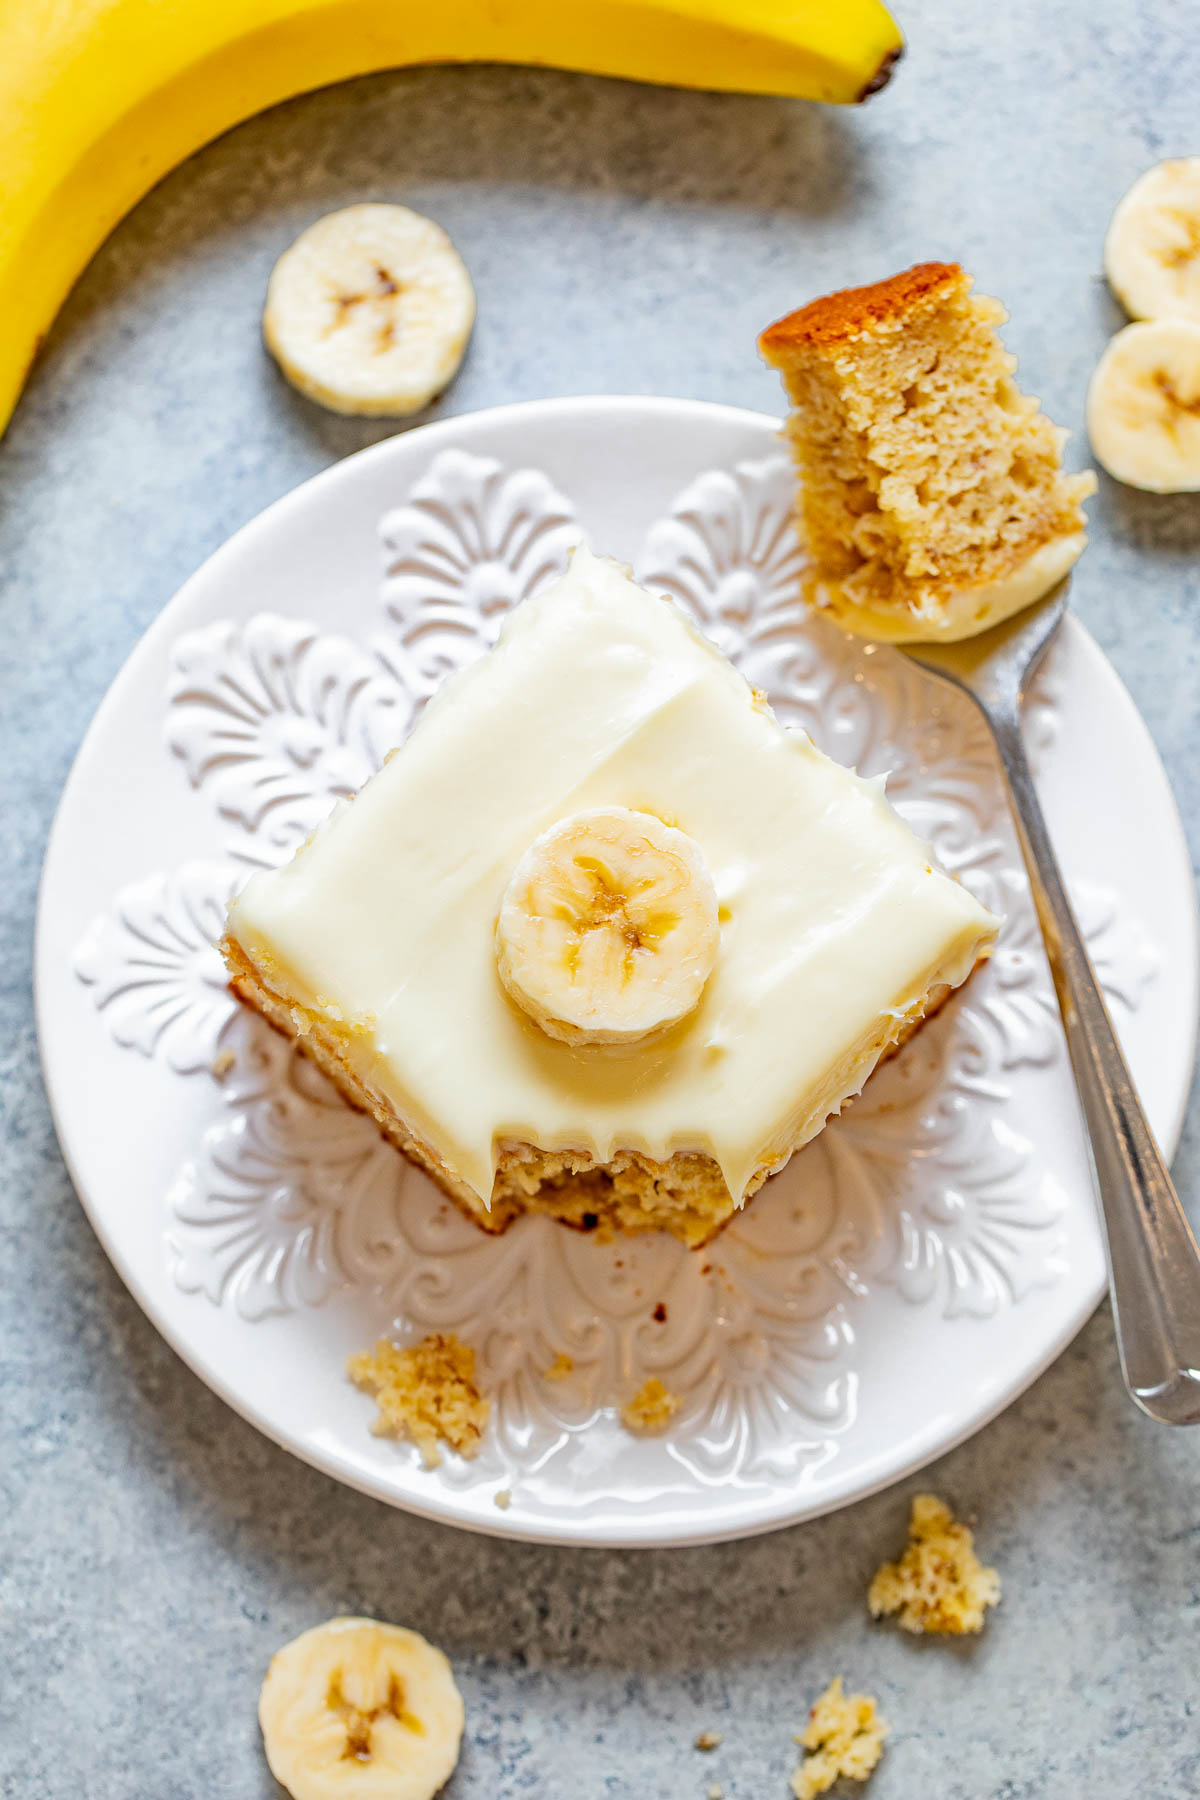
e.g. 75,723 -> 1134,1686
43,400 -> 1191,1544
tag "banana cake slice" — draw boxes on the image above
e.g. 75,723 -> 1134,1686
760,262 -> 1096,643
222,547 -> 998,1246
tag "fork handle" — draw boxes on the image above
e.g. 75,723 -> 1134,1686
987,709 -> 1200,1424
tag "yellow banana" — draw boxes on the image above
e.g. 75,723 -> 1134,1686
0,0 -> 901,438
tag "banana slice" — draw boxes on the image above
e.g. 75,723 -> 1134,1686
1105,158 -> 1200,323
495,806 -> 720,1047
263,205 -> 475,416
259,1617 -> 465,1800
1086,318 -> 1200,491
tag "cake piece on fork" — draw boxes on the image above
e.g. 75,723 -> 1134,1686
760,261 -> 1096,643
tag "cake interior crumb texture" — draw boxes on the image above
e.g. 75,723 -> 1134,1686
791,1677 -> 888,1800
620,1376 -> 681,1435
347,1333 -> 490,1467
868,1492 -> 1001,1635
760,261 -> 1095,636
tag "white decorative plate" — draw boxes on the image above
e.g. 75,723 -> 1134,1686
37,398 -> 1199,1547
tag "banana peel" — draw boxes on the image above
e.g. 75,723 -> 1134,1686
0,0 -> 902,437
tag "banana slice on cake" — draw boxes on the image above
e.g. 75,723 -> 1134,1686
1104,158 -> 1200,323
495,806 -> 721,1047
258,1617 -> 465,1800
1086,318 -> 1200,491
263,205 -> 476,416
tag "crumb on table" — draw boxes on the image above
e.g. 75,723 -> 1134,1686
544,1352 -> 574,1380
695,1729 -> 722,1751
707,1785 -> 724,1800
347,1332 -> 490,1468
791,1677 -> 887,1800
620,1376 -> 681,1435
868,1493 -> 1000,1635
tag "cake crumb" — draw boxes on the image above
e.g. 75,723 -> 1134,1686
210,1048 -> 236,1080
348,1333 -> 490,1468
620,1377 -> 681,1435
544,1352 -> 574,1380
791,1677 -> 887,1800
695,1730 -> 722,1751
868,1493 -> 1000,1635
493,1489 -> 512,1510
707,1785 -> 724,1800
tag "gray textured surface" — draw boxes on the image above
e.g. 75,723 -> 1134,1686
3,1 -> 1200,1794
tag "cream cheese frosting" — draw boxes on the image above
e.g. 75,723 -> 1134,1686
228,548 -> 1000,1206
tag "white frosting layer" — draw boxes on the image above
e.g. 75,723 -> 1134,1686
814,533 -> 1085,644
229,549 -> 1000,1205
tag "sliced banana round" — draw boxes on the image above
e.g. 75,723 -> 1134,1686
263,204 -> 475,416
1086,318 -> 1200,491
1105,158 -> 1200,323
496,806 -> 720,1047
259,1617 -> 465,1800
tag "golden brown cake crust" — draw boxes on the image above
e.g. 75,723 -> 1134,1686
759,262 -> 964,354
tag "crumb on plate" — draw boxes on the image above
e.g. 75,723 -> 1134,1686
210,1048 -> 236,1080
347,1332 -> 490,1468
493,1488 -> 512,1511
707,1785 -> 724,1800
620,1376 -> 681,1435
695,1730 -> 722,1751
868,1493 -> 1000,1635
544,1352 -> 574,1380
791,1677 -> 887,1800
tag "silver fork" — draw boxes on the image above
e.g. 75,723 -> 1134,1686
900,580 -> 1200,1425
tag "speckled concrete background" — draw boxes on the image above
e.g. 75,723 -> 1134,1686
3,2 -> 1200,1794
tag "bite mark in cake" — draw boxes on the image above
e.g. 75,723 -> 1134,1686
620,1376 -> 682,1435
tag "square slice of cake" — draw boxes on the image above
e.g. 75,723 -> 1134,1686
759,262 -> 1096,643
223,548 -> 998,1247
